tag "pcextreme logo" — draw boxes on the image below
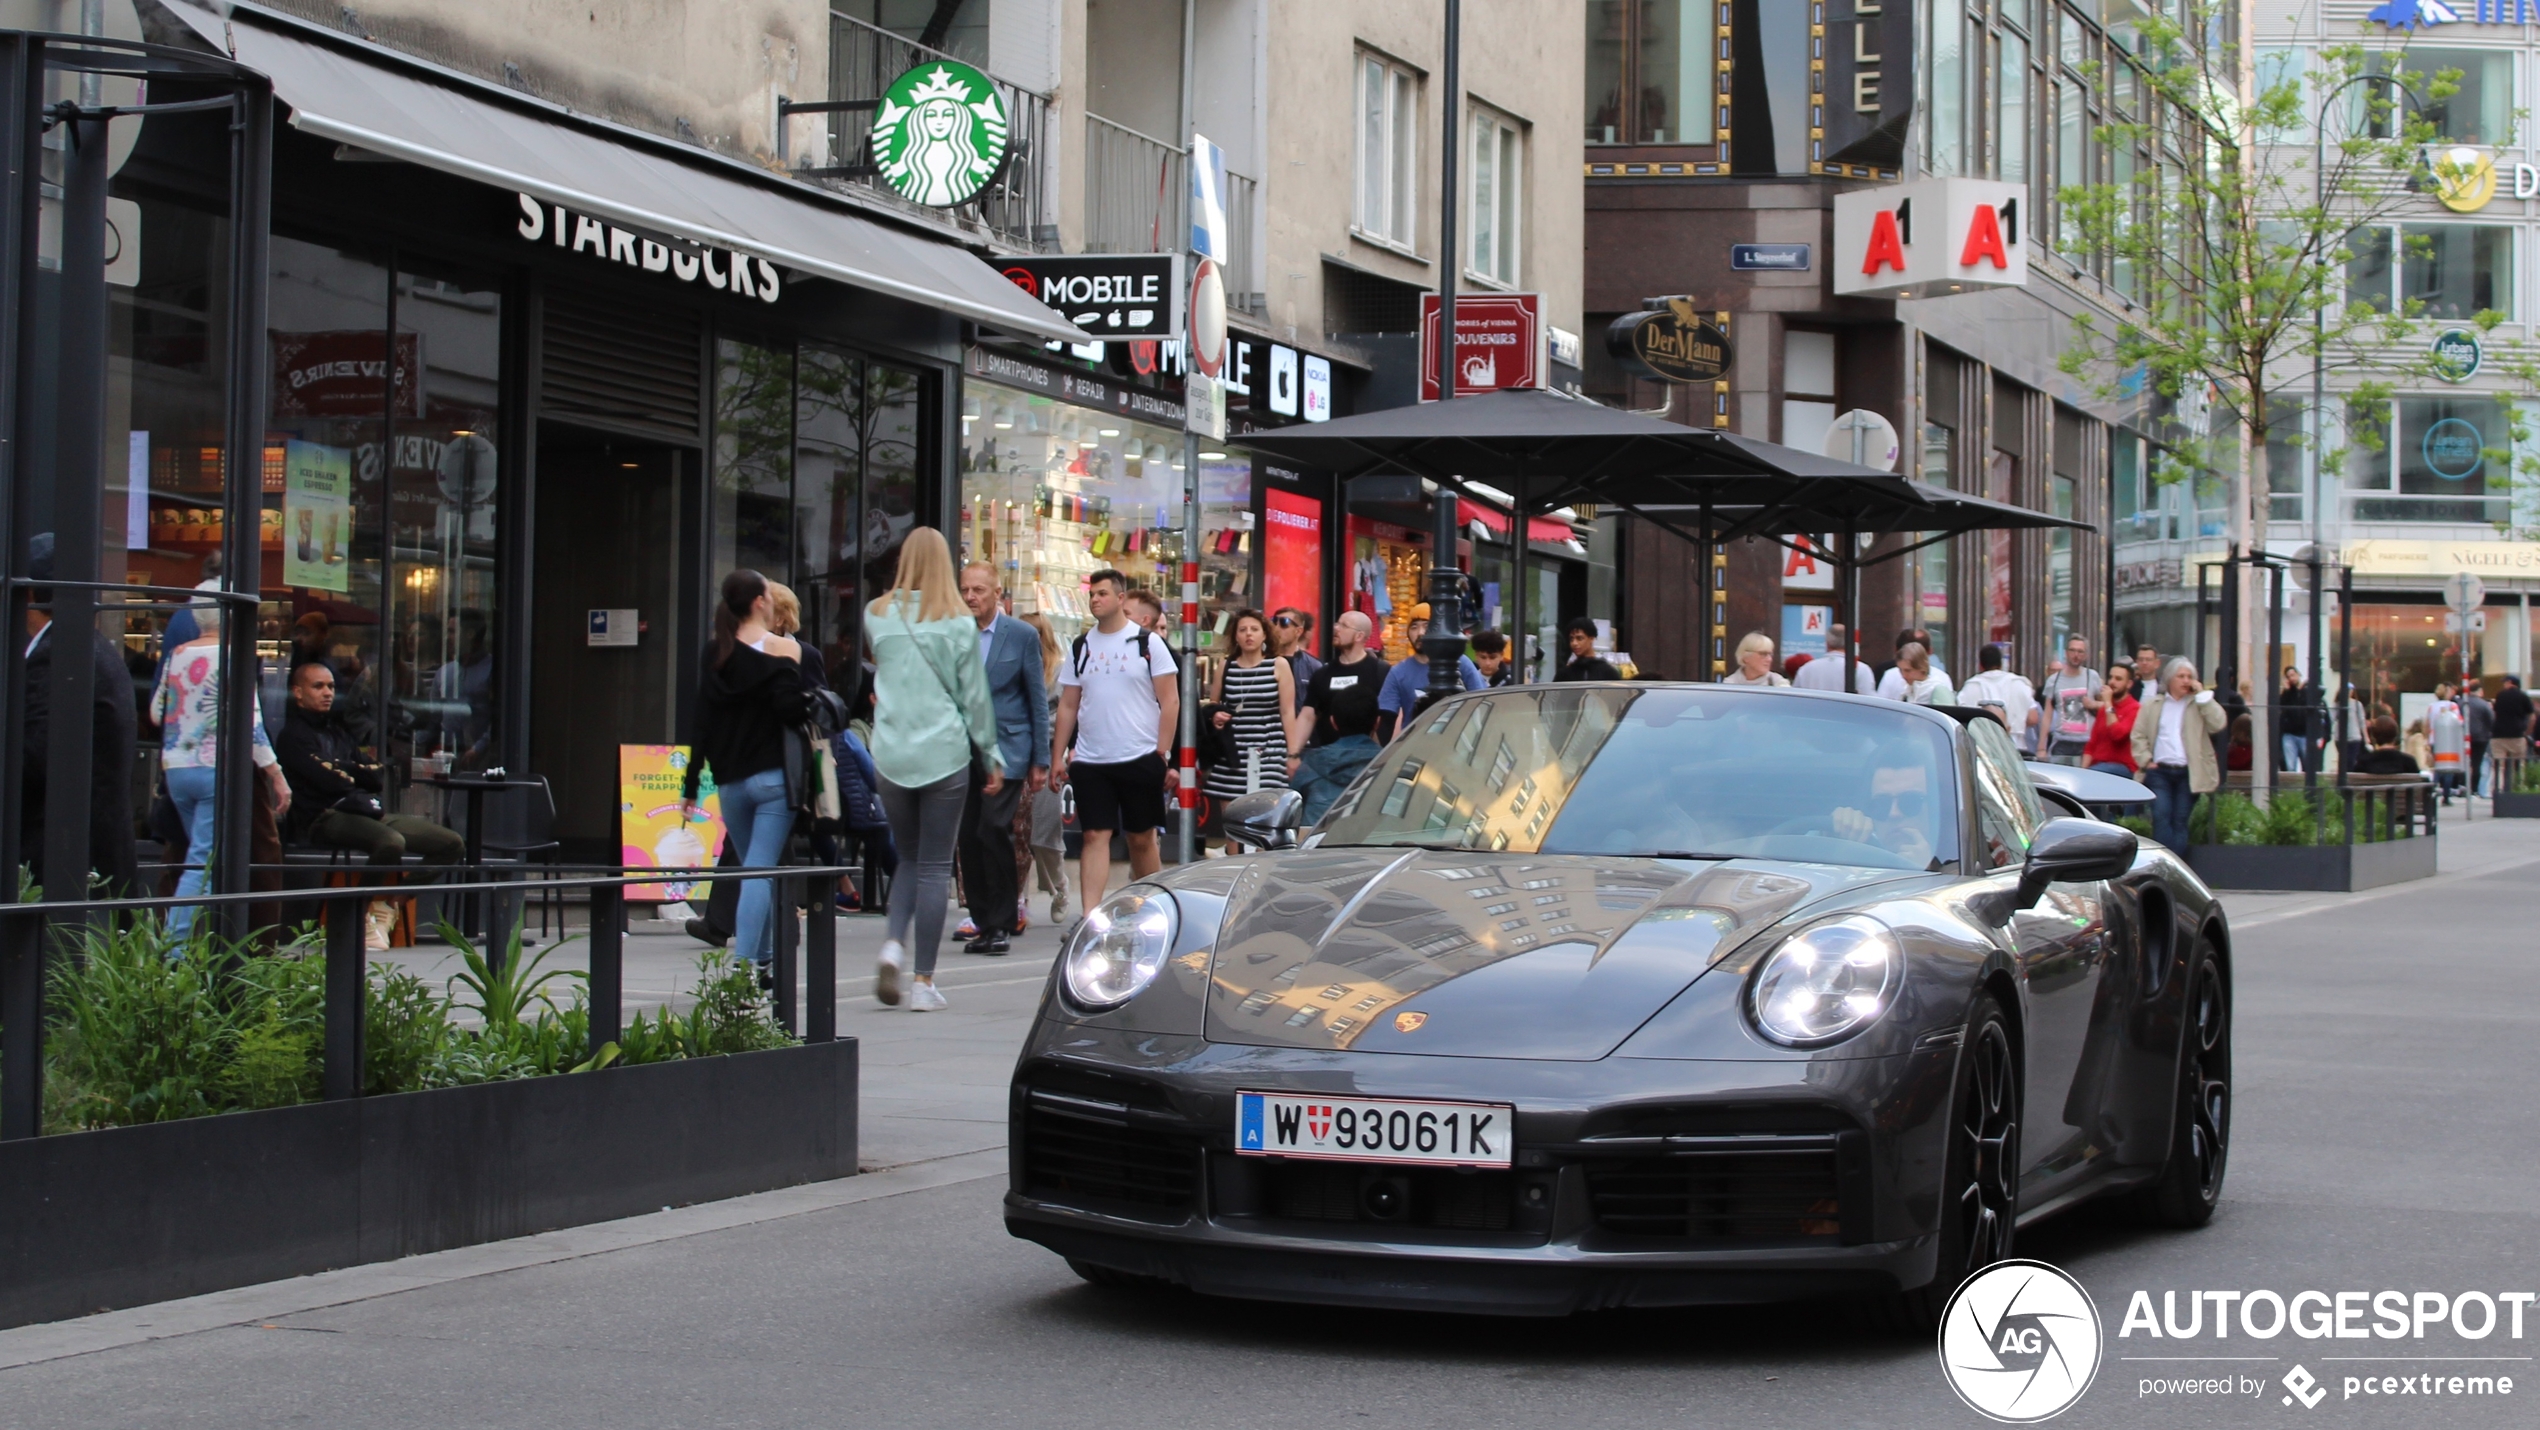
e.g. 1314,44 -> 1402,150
1939,1260 -> 2104,1422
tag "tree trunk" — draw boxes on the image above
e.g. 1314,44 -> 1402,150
2244,410 -> 2273,805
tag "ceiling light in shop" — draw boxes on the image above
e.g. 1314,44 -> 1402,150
993,421 -> 1013,429
1200,451 -> 1229,460
1099,428 -> 1120,437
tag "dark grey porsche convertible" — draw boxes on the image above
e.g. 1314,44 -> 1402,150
1005,684 -> 2230,1319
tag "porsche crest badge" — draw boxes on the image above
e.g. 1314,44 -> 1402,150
1394,1011 -> 1428,1033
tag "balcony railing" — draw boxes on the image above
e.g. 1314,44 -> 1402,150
1085,113 -> 1259,311
791,12 -> 1053,250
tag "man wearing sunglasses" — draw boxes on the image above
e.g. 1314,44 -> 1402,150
1829,742 -> 1940,870
1270,606 -> 1321,688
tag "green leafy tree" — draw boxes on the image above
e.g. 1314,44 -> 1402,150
2057,10 -> 2540,766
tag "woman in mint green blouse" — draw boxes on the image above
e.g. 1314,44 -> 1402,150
865,526 -> 1000,1010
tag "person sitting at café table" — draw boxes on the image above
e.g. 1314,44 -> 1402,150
279,661 -> 464,870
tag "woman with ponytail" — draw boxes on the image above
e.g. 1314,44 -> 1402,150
864,527 -> 998,1010
679,568 -> 808,981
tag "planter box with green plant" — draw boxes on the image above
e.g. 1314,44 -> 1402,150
0,912 -> 856,1329
2494,760 -> 2540,819
2183,788 -> 2437,893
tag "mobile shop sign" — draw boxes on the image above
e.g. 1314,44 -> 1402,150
516,194 -> 782,303
1419,292 -> 1540,400
996,254 -> 1180,338
1833,178 -> 2028,300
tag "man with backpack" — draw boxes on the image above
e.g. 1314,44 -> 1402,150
1050,569 -> 1180,917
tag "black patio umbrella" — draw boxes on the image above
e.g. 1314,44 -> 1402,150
1634,485 -> 2096,694
1240,388 -> 1929,681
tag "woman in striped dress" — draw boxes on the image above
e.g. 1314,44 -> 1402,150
1204,609 -> 1295,810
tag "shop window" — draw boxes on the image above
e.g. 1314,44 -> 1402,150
793,346 -> 927,698
2348,224 -> 2513,320
1584,1 -> 1713,146
714,337 -> 794,585
1782,330 -> 1837,458
1355,52 -> 1420,250
958,375 -> 1250,655
1468,108 -> 1523,287
2361,48 -> 2512,145
388,265 -> 504,779
2348,394 -> 2510,524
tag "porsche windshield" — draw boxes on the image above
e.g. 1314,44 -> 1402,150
1315,686 -> 1961,871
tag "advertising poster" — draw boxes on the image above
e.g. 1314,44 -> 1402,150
619,744 -> 722,902
1262,487 -> 1323,643
1781,602 -> 1829,656
281,440 -> 352,593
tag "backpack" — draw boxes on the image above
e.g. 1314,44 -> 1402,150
1072,626 -> 1152,678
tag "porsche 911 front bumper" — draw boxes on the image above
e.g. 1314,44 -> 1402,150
1002,1027 -> 1959,1316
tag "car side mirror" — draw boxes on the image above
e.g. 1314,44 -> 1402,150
1223,787 -> 1305,850
1970,817 -> 2139,927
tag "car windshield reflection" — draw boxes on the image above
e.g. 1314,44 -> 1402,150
1316,686 -> 1961,872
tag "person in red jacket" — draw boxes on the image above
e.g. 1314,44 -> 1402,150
2084,663 -> 2142,775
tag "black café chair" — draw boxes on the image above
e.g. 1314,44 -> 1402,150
479,774 -> 563,941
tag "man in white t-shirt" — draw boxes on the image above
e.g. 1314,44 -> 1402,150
1957,643 -> 2040,754
1051,569 -> 1181,913
1793,622 -> 1876,693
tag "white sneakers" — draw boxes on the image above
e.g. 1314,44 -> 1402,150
874,940 -> 905,1006
909,980 -> 948,1012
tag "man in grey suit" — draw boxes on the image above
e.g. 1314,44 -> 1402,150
956,563 -> 1051,954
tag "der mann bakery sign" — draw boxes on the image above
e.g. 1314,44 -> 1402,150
516,194 -> 783,303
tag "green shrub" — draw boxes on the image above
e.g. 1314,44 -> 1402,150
613,952 -> 792,1065
2115,814 -> 2154,838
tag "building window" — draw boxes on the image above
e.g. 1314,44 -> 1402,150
2363,48 -> 2513,145
1781,330 -> 1837,455
1469,109 -> 1523,286
1356,52 -> 1419,249
1583,1 -> 1713,146
2346,395 -> 2510,524
2347,224 -> 2514,320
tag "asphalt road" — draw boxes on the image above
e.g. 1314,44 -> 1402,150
3,818 -> 2536,1429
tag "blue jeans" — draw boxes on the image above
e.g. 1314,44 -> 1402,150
165,765 -> 219,939
716,767 -> 797,966
2144,764 -> 2194,855
2280,734 -> 2308,774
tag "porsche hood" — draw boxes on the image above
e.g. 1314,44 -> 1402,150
1200,847 -> 1911,1059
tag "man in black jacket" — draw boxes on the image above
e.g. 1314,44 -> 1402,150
21,599 -> 139,896
277,661 -> 463,871
2492,674 -> 2532,764
1556,617 -> 1621,681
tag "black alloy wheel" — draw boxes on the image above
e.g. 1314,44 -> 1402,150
2135,940 -> 2230,1226
1956,1008 -> 2021,1277
1875,992 -> 2019,1331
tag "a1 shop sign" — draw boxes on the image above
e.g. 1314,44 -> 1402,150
1833,178 -> 2028,300
1419,292 -> 1540,399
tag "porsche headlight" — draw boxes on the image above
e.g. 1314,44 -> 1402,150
1748,914 -> 1903,1047
1062,884 -> 1179,1010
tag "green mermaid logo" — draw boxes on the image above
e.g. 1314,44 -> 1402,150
870,61 -> 1010,208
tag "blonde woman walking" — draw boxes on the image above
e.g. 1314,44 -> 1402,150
865,528 -> 999,1010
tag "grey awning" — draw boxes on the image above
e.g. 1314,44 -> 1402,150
171,1 -> 1084,341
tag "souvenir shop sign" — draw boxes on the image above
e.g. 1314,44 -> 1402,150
995,254 -> 1179,337
1418,292 -> 1541,400
516,193 -> 782,303
271,329 -> 423,419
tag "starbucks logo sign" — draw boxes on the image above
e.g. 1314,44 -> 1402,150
870,61 -> 1010,207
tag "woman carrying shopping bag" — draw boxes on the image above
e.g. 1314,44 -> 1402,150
864,528 -> 1000,1010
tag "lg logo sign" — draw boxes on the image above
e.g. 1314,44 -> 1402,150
1834,177 -> 2029,301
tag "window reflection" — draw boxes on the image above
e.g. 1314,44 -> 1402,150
388,266 -> 503,778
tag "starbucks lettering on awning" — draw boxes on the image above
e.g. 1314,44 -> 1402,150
514,193 -> 780,303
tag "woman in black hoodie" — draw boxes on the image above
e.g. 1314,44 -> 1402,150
679,570 -> 808,974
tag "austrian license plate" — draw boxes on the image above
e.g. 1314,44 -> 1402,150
1234,1091 -> 1514,1168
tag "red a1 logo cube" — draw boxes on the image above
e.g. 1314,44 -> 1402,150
1832,178 -> 2029,300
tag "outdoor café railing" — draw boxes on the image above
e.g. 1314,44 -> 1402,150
0,863 -> 852,1141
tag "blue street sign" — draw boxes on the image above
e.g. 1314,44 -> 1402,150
1731,243 -> 1812,271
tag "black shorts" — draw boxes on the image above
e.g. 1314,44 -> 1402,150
1070,752 -> 1168,833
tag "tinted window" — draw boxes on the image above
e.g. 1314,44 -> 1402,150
1317,687 -> 1962,872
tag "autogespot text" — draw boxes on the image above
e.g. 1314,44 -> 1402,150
2123,1288 -> 2529,1404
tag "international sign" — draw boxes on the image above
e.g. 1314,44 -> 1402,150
1605,298 -> 1732,384
870,61 -> 1010,207
994,254 -> 1179,337
1418,293 -> 1541,400
2431,328 -> 2483,383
